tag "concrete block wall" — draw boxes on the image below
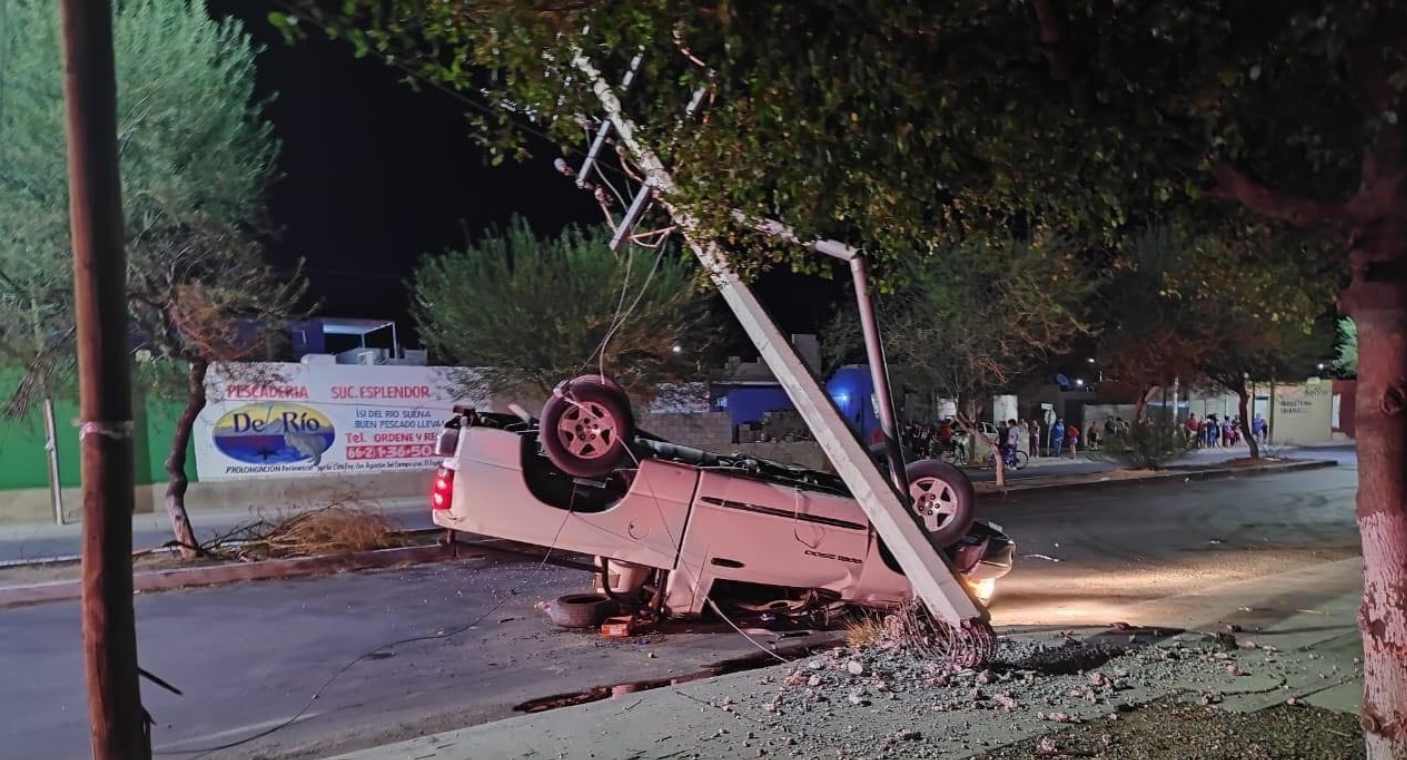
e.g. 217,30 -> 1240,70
637,411 -> 733,447
636,411 -> 828,470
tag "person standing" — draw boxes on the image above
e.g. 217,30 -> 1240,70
1016,419 -> 1031,457
1185,413 -> 1200,448
1006,419 -> 1021,461
1065,422 -> 1080,457
1051,417 -> 1066,457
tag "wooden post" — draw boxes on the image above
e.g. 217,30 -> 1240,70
57,0 -> 149,756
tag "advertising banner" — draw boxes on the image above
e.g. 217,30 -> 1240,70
193,362 -> 486,480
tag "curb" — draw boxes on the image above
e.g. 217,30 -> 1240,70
976,458 -> 1339,497
0,543 -> 452,609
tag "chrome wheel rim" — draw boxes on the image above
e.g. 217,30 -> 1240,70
909,475 -> 959,533
555,400 -> 619,460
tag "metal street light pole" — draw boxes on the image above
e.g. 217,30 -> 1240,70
58,0 -> 149,755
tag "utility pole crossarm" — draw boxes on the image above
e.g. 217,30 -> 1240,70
571,51 -> 983,627
730,211 -> 859,262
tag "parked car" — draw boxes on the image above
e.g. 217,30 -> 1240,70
430,376 -> 1014,621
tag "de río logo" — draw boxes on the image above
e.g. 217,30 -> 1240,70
212,403 -> 335,465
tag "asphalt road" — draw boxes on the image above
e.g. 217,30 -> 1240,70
984,446 -> 1360,628
0,447 -> 1360,760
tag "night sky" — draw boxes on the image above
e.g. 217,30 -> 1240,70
210,2 -> 599,330
209,2 -> 847,353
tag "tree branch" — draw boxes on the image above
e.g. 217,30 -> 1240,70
1208,164 -> 1349,228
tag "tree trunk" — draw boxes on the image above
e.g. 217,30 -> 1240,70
958,411 -> 1003,487
1343,219 -> 1407,760
1236,383 -> 1259,460
1133,385 -> 1151,422
163,360 -> 206,559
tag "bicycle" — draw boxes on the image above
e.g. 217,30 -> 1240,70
991,446 -> 1029,471
938,438 -> 968,467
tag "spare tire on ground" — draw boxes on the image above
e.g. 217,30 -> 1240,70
545,593 -> 616,629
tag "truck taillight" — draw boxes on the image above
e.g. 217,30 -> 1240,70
431,466 -> 454,510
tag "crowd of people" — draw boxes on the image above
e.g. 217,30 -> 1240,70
898,416 -> 1095,461
1183,412 -> 1269,448
894,409 -> 1269,464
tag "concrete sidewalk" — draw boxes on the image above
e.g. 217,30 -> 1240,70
327,560 -> 1363,760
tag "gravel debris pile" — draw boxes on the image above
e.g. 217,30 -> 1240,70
681,629 -> 1321,759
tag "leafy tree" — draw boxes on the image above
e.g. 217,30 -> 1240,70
1102,226 -> 1335,456
129,229 -> 308,558
413,219 -> 704,398
1093,228 -> 1207,422
0,0 -> 298,555
1168,230 -> 1336,458
826,239 -> 1092,410
292,3 -> 1407,750
822,238 -> 1091,484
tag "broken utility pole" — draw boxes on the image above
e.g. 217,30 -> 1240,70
58,0 -> 150,755
570,52 -> 988,642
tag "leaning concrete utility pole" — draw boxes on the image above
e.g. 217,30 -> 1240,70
571,53 -> 986,636
58,0 -> 150,756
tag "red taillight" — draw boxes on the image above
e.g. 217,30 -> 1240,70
431,466 -> 454,511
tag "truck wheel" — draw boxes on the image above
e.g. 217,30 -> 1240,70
540,379 -> 635,478
905,459 -> 976,548
545,593 -> 615,628
561,373 -> 627,399
555,375 -> 635,428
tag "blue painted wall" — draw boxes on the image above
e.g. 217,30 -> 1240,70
714,364 -> 880,441
716,386 -> 794,427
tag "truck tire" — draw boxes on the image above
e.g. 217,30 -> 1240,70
905,459 -> 976,548
540,378 -> 635,478
559,374 -> 635,433
546,593 -> 615,628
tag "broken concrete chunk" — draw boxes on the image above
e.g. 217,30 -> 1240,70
1039,711 -> 1080,724
847,660 -> 865,676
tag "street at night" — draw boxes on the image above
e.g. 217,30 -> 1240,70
4,0 -> 1406,758
1,448 -> 1360,759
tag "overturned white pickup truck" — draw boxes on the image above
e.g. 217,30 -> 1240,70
430,375 -> 1013,622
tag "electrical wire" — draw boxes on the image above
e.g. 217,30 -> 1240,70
154,490 -> 583,758
600,242 -> 636,380
598,244 -> 666,367
593,160 -> 633,216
